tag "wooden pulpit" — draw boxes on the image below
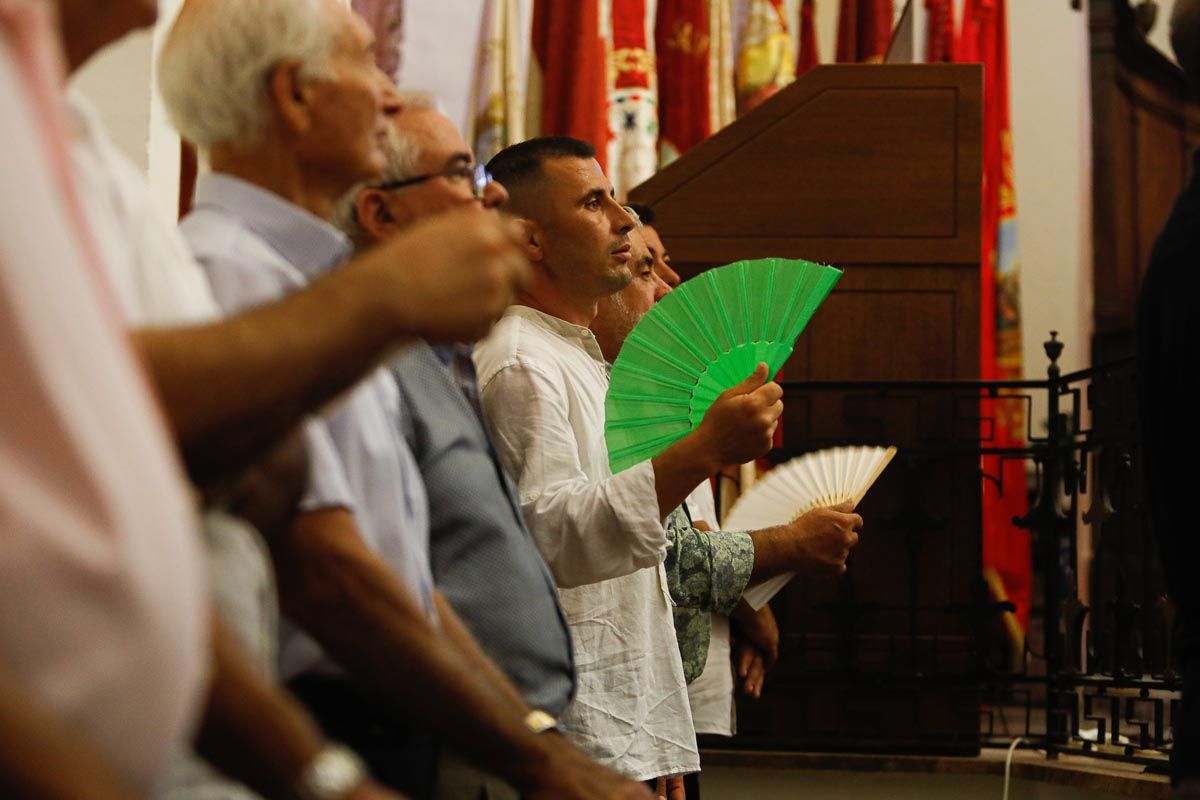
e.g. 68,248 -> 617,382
630,64 -> 984,754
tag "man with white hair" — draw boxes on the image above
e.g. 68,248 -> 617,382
159,3 -> 650,799
1139,3 -> 1200,795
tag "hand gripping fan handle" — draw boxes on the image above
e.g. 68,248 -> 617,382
742,447 -> 898,610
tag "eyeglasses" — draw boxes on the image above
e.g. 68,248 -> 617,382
375,162 -> 494,200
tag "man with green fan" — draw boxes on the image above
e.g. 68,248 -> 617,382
476,137 -> 863,788
593,220 -> 869,799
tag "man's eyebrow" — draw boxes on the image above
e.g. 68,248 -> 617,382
580,188 -> 606,205
445,152 -> 472,169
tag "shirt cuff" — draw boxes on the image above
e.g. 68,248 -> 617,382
298,420 -> 355,512
710,530 -> 755,615
609,459 -> 669,562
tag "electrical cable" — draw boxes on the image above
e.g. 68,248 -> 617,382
1002,737 -> 1027,800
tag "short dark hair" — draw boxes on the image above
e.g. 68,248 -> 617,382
486,136 -> 597,212
625,203 -> 656,226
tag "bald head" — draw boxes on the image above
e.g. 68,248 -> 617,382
1173,0 -> 1200,90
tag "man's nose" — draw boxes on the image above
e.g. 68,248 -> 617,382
611,202 -> 636,235
482,179 -> 509,209
377,71 -> 402,117
653,274 -> 671,302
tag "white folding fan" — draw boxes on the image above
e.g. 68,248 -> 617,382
723,445 -> 897,609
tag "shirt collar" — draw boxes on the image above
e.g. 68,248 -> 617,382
503,304 -> 607,363
504,304 -> 609,364
192,172 -> 352,280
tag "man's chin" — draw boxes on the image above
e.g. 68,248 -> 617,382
604,264 -> 633,292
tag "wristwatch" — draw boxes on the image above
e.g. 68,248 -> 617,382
296,744 -> 368,800
523,709 -> 560,734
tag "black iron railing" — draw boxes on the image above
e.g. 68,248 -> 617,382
740,333 -> 1179,772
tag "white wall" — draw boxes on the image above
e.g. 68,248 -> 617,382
1007,1 -> 1093,380
72,0 -> 184,216
72,29 -> 154,172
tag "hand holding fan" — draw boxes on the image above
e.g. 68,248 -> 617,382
605,258 -> 842,472
725,445 -> 897,609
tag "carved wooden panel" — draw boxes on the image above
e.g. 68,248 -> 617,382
632,64 -> 982,267
1090,0 -> 1200,361
630,64 -> 983,754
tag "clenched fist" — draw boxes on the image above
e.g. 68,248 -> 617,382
366,205 -> 531,343
691,363 -> 783,468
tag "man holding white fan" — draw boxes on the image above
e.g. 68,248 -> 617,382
476,136 -> 863,793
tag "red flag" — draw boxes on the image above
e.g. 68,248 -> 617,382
958,0 -> 1030,653
836,0 -> 894,63
610,0 -> 658,196
735,0 -> 795,115
656,0 -> 712,164
528,0 -> 611,171
797,0 -> 819,77
924,0 -> 955,62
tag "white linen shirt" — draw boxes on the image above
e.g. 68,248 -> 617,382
682,482 -> 735,737
474,305 -> 699,780
181,173 -> 435,679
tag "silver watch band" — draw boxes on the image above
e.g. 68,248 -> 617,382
296,744 -> 368,800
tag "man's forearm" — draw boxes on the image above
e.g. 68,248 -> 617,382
141,204 -> 530,486
193,616 -> 326,800
0,662 -> 134,800
747,524 -> 801,581
136,259 -> 409,483
276,509 -> 559,792
651,433 -> 720,520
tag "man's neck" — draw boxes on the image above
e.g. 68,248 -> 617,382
208,143 -> 340,221
514,280 -> 598,328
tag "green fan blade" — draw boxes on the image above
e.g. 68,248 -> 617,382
605,257 -> 842,472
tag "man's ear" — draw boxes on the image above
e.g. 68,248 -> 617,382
355,189 -> 398,241
267,59 -> 313,137
508,217 -> 544,263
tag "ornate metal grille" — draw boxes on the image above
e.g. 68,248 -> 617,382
731,333 -> 1178,772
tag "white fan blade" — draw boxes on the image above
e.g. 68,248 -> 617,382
850,446 -> 897,507
733,445 -> 899,609
743,570 -> 793,610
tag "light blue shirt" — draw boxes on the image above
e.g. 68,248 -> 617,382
181,173 -> 434,679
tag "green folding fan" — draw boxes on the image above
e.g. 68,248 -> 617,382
605,257 -> 842,472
